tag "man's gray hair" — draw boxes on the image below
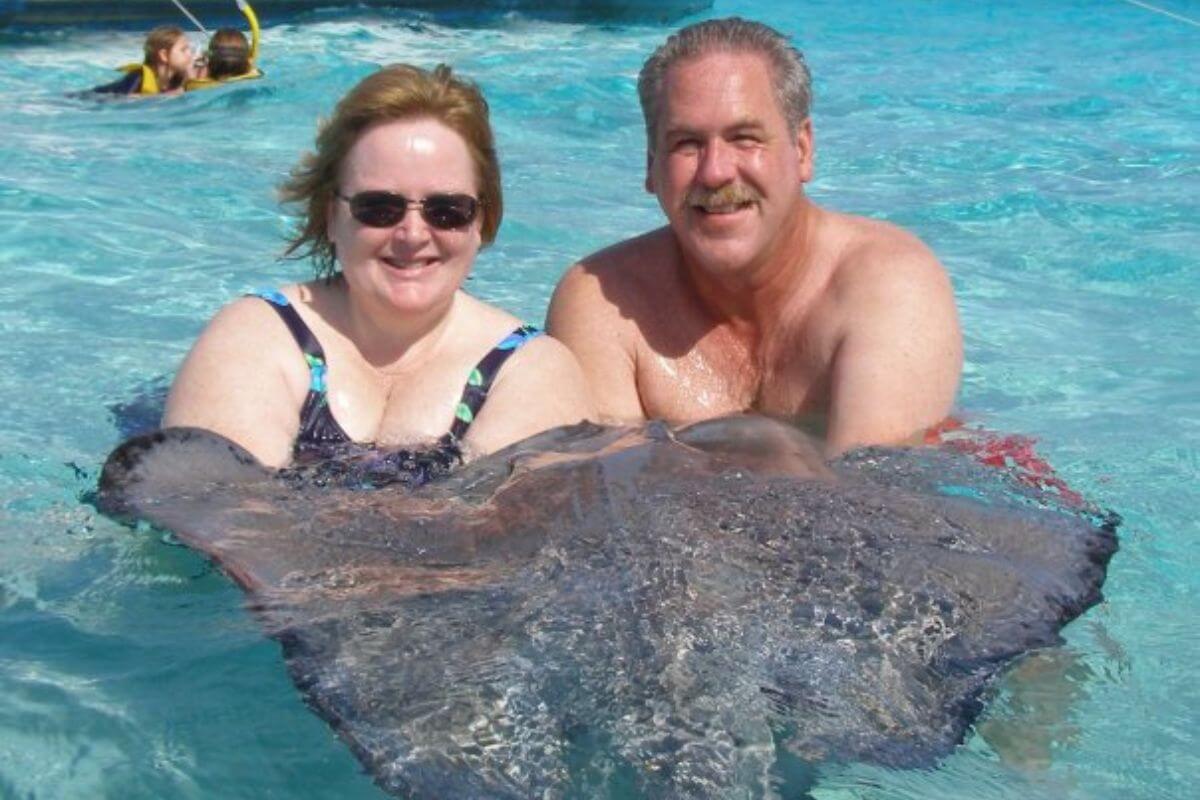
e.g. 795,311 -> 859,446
637,17 -> 812,151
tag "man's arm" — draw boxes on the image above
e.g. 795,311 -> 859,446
824,237 -> 962,455
546,263 -> 646,424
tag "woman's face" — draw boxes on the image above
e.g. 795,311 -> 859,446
328,117 -> 482,320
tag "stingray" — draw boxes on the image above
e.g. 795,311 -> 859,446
97,416 -> 1117,799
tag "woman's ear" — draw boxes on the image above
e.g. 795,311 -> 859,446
325,194 -> 337,234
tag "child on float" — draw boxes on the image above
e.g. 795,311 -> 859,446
90,25 -> 196,96
187,0 -> 263,89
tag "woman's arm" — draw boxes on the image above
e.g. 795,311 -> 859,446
461,334 -> 596,458
163,296 -> 305,468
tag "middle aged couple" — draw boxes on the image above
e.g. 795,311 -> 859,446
164,17 -> 963,474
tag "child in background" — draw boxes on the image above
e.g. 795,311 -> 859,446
187,0 -> 262,89
90,26 -> 196,96
206,28 -> 254,80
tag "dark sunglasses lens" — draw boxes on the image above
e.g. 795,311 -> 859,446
348,192 -> 407,227
344,192 -> 478,229
422,195 -> 478,229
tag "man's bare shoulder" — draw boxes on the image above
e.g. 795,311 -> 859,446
550,227 -> 681,323
823,211 -> 951,303
547,231 -> 676,422
564,226 -> 678,290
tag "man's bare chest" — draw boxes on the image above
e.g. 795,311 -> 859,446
634,338 -> 830,423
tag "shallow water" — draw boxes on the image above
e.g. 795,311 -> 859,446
0,0 -> 1197,797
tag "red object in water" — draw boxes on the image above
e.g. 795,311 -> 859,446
925,417 -> 1085,507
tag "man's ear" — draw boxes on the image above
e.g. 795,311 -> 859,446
795,117 -> 815,183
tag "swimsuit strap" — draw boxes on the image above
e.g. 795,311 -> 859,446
250,289 -> 327,380
248,291 -> 539,453
249,289 -> 351,449
447,324 -> 542,442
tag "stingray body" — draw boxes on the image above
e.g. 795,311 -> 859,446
98,417 -> 1117,799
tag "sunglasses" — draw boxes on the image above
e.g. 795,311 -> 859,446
335,191 -> 480,230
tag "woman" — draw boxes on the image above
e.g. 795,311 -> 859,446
164,64 -> 593,470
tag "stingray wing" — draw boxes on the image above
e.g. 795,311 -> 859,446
97,419 -> 1118,797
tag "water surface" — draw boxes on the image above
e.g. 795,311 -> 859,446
0,1 -> 1196,797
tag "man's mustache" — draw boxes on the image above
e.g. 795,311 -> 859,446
686,183 -> 762,210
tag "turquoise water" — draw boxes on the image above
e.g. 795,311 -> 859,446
1,0 -> 1197,797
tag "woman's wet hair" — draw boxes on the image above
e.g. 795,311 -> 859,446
637,17 -> 812,150
206,29 -> 251,80
142,26 -> 184,66
280,63 -> 503,280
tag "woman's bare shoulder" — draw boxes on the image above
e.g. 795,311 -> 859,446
202,285 -> 306,336
463,330 -> 594,457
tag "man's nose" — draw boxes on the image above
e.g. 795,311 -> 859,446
695,139 -> 737,187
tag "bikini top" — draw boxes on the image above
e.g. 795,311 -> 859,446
251,289 -> 541,484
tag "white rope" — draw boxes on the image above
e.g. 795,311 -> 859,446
168,0 -> 210,35
1119,0 -> 1200,28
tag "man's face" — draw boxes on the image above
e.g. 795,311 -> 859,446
646,50 -> 813,283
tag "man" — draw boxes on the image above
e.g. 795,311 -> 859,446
91,26 -> 196,96
547,17 -> 962,455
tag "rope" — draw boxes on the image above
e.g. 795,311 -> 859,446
168,0 -> 209,35
1119,0 -> 1200,28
